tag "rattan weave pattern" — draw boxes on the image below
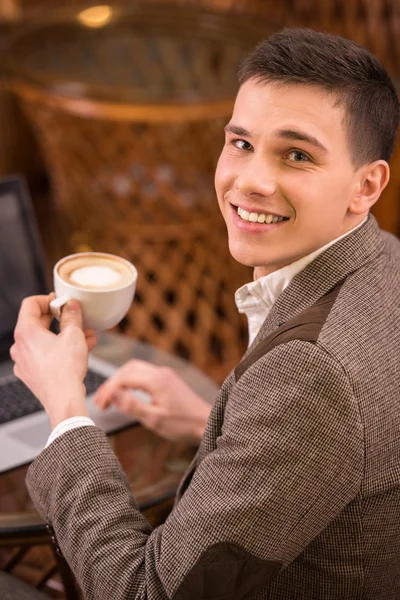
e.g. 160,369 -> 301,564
16,96 -> 251,383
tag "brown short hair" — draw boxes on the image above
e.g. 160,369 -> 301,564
239,28 -> 399,167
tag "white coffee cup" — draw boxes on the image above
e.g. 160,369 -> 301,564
49,252 -> 137,331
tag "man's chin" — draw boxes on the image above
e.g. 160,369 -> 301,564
227,242 -> 265,269
227,243 -> 290,276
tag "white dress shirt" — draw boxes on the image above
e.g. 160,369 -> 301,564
46,218 -> 367,448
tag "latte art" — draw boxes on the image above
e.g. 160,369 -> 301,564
58,254 -> 134,290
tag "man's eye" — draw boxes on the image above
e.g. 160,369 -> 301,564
286,150 -> 311,162
233,139 -> 253,151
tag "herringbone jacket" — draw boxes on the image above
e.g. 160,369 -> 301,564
27,215 -> 400,599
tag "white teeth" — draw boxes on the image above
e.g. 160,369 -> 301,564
237,206 -> 285,224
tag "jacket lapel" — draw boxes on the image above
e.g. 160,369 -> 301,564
246,215 -> 385,349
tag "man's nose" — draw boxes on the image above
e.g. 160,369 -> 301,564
235,154 -> 276,198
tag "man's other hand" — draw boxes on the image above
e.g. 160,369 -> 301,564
93,360 -> 211,444
10,295 -> 97,428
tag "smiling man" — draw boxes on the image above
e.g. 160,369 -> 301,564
218,67 -> 391,277
10,29 -> 400,599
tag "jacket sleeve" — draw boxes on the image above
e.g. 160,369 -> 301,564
26,340 -> 364,600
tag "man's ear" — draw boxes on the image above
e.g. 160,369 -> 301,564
349,160 -> 390,214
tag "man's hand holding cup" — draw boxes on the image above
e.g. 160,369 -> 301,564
10,295 -> 94,428
11,251 -> 137,428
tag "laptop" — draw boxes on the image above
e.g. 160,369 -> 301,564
0,175 -> 147,473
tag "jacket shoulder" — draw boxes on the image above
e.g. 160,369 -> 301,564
235,282 -> 343,382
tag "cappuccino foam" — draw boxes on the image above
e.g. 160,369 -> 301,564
58,254 -> 134,290
70,265 -> 121,288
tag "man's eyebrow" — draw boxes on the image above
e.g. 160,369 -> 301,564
224,124 -> 252,137
274,128 -> 329,153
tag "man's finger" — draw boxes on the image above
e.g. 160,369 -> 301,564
86,334 -> 98,352
112,390 -> 153,423
113,393 -> 165,434
93,360 -> 158,409
13,362 -> 20,379
94,378 -> 123,410
84,329 -> 97,350
60,299 -> 83,331
83,328 -> 96,338
9,344 -> 17,362
16,295 -> 54,332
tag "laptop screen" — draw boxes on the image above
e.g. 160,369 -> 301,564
0,176 -> 50,361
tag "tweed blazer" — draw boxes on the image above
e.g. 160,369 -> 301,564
26,215 -> 400,599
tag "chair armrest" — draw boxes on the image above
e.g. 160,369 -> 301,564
0,511 -> 48,546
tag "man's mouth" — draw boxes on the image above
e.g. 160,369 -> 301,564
236,206 -> 289,224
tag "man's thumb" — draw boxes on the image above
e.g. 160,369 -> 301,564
60,299 -> 83,330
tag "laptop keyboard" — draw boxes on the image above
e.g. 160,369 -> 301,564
0,369 -> 108,425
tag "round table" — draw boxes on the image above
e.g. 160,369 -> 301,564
0,331 -> 218,598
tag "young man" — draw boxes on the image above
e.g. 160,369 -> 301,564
11,29 -> 400,598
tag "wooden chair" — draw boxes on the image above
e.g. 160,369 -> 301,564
0,512 -> 81,599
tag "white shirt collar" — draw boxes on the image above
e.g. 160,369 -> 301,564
235,218 -> 368,346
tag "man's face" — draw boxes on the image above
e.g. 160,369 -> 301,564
215,79 -> 365,278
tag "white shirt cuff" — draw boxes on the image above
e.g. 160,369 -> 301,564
45,416 -> 96,448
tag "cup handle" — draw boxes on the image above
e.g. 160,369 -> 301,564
49,295 -> 71,320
